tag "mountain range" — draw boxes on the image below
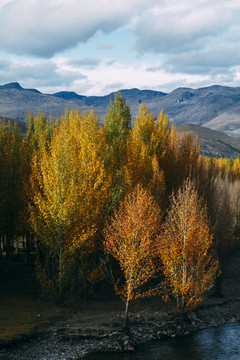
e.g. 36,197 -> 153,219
1,82 -> 240,158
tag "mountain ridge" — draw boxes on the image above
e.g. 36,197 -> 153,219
177,123 -> 240,158
1,82 -> 240,140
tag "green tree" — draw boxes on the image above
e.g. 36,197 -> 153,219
104,93 -> 131,209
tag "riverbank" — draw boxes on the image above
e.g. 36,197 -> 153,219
1,295 -> 240,360
1,247 -> 240,360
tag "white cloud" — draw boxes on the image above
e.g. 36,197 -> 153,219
0,0 -> 240,93
0,58 -> 86,89
133,1 -> 236,54
0,0 -> 156,57
163,46 -> 240,74
61,59 -> 211,95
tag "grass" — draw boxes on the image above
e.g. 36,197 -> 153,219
0,267 -> 62,342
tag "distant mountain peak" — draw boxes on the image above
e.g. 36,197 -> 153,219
2,82 -> 23,90
52,91 -> 85,101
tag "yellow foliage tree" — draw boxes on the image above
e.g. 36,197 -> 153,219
124,105 -> 166,205
30,109 -> 111,299
160,179 -> 219,316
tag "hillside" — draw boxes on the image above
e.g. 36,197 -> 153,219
1,82 -> 240,139
177,123 -> 240,158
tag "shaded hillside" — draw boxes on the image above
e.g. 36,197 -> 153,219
0,115 -> 26,134
177,123 -> 240,158
1,82 -> 240,138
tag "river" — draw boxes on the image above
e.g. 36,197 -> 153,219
86,322 -> 240,360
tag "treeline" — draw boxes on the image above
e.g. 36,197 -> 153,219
0,95 -> 238,318
211,156 -> 240,180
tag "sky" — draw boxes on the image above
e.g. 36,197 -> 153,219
0,0 -> 240,96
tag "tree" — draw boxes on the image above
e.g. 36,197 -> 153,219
30,109 -> 111,299
103,185 -> 162,329
194,157 -> 234,295
104,93 -> 131,209
26,110 -> 55,153
160,179 -> 219,316
0,120 -> 30,263
124,105 -> 166,206
210,176 -> 234,295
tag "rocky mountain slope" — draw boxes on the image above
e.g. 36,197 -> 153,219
1,82 -> 240,139
177,123 -> 240,158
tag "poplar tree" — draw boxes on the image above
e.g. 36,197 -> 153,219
125,104 -> 166,205
161,179 -> 219,316
104,185 -> 162,329
104,93 -> 131,209
30,110 -> 111,299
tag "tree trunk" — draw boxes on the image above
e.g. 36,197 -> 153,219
124,297 -> 130,332
59,232 -> 63,303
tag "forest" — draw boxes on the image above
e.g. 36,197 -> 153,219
1,94 -> 240,326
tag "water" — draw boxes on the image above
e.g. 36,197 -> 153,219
86,322 -> 240,360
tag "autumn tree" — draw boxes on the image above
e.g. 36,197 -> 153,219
124,105 -> 165,206
30,109 -> 111,299
161,179 -> 219,317
104,185 -> 162,329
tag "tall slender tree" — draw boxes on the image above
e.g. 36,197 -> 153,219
104,185 -> 162,329
160,179 -> 219,316
124,105 -> 166,206
104,93 -> 131,210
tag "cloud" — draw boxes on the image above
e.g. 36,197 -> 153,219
164,46 -> 240,74
1,55 -> 237,97
133,0 -> 239,54
146,65 -> 162,73
0,0 -> 155,57
1,0 -> 240,96
67,60 -> 213,95
103,82 -> 125,92
0,59 -> 87,89
0,59 -> 10,71
96,43 -> 115,51
69,58 -> 101,67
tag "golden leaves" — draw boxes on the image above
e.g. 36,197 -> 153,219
160,179 -> 219,313
29,109 -> 112,293
104,185 -> 162,302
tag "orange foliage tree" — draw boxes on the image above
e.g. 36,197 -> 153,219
160,179 -> 219,316
103,185 -> 162,329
